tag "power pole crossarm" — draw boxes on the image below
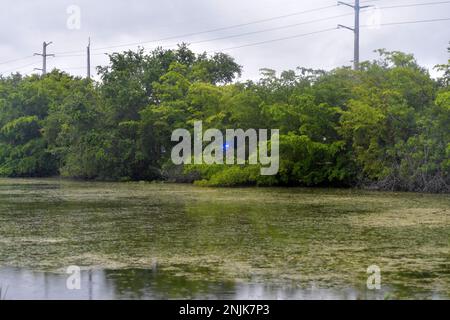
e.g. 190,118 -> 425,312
34,41 -> 54,76
338,24 -> 354,32
338,1 -> 355,9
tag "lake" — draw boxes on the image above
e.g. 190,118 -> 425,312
0,178 -> 448,300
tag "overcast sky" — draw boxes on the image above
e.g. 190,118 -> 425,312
0,0 -> 449,80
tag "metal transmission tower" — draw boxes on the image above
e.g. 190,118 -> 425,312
34,41 -> 55,75
337,0 -> 371,70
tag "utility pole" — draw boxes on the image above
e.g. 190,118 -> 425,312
87,37 -> 91,79
34,41 -> 54,75
337,0 -> 370,70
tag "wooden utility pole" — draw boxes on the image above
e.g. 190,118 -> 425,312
338,0 -> 370,70
87,37 -> 91,79
34,41 -> 54,75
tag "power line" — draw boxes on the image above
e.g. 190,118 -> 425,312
3,14 -> 449,75
1,3 -> 450,74
171,12 -> 355,47
212,17 -> 450,53
0,2 -> 355,64
57,0 -> 450,58
0,55 -> 34,66
1,0 -> 449,64
361,16 -> 450,27
379,0 -> 450,10
48,5 -> 387,58
101,2 -> 450,54
209,27 -> 337,52
39,15 -> 450,69
0,60 -> 40,75
54,4 -> 338,55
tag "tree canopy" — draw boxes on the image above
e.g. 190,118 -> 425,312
0,44 -> 448,192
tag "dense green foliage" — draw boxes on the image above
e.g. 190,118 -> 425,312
0,45 -> 449,192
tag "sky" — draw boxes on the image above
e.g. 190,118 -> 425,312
0,0 -> 449,80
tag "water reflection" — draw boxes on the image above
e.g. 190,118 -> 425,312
0,267 -> 403,300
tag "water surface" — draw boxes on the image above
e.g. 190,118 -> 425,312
0,178 -> 448,299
